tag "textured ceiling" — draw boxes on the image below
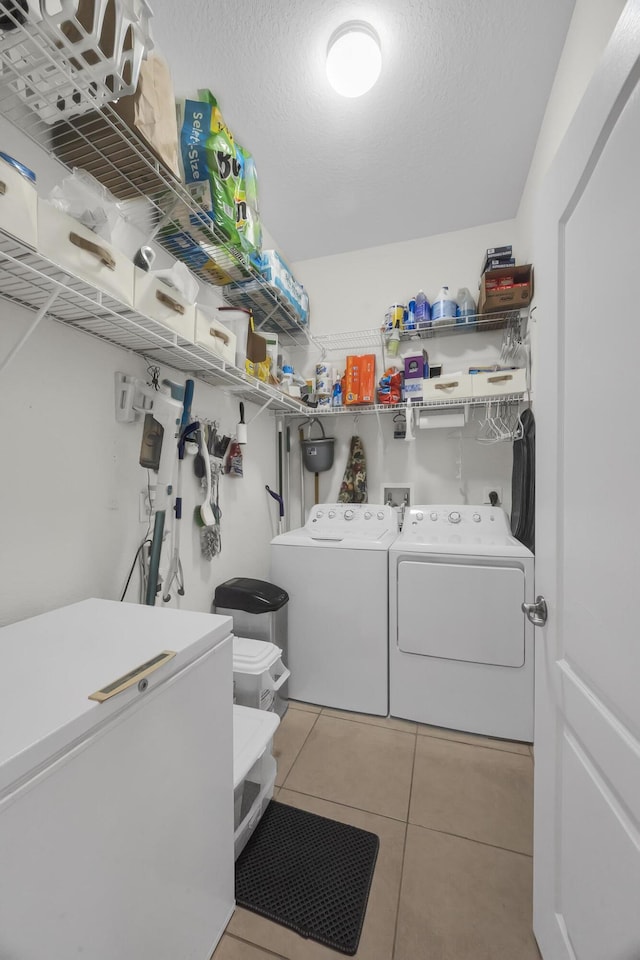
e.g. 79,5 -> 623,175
151,0 -> 575,262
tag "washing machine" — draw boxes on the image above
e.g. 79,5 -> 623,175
389,505 -> 534,741
271,503 -> 397,715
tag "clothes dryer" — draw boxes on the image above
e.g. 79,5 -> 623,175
271,503 -> 397,715
389,505 -> 534,741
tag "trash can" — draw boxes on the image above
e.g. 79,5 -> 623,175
214,578 -> 289,715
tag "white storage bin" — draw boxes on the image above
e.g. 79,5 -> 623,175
216,308 -> 249,369
38,200 -> 134,306
471,368 -> 527,398
0,155 -> 38,249
233,636 -> 290,713
194,307 -> 237,365
134,268 -> 195,341
422,373 -> 473,402
233,705 -> 280,859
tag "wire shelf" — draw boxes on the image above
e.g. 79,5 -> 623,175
0,231 -> 304,412
0,7 -> 312,344
311,311 -> 525,352
281,394 -> 526,418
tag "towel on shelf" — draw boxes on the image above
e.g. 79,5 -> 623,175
338,435 -> 367,503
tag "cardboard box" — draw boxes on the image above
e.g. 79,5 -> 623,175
479,264 -> 534,315
52,53 -> 181,201
345,354 -> 376,405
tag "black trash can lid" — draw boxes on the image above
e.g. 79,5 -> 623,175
214,577 -> 289,613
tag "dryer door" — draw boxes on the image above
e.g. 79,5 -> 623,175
397,559 -> 525,667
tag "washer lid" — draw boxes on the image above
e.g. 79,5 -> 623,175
233,636 -> 281,674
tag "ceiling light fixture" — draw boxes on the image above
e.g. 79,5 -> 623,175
326,21 -> 381,98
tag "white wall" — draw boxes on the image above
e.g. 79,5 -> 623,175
0,302 -> 278,627
288,219 -> 521,518
518,0 -> 627,258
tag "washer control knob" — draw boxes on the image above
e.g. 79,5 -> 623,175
344,509 -> 355,520
377,511 -> 385,520
316,510 -> 324,518
364,511 -> 372,520
430,512 -> 438,521
328,510 -> 336,519
449,511 -> 462,524
416,512 -> 424,521
473,513 -> 481,523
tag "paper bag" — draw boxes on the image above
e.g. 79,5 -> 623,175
53,53 -> 181,200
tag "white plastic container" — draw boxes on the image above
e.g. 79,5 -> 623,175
471,368 -> 527,397
233,636 -> 290,713
194,307 -> 237,365
134,268 -> 195,341
233,705 -> 280,859
422,373 -> 473,401
0,154 -> 38,249
38,200 -> 135,306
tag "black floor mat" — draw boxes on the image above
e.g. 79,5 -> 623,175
235,800 -> 379,956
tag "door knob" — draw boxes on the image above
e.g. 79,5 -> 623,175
522,595 -> 548,626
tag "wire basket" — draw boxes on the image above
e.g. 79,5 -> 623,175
0,0 -> 153,122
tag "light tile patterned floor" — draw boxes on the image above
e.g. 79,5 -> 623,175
213,702 -> 539,960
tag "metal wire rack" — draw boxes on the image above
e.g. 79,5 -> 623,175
281,394 -> 526,418
311,311 -> 526,353
0,231 -> 304,411
0,5 -> 312,345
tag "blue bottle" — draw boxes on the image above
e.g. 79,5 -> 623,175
431,286 -> 457,326
415,290 -> 431,330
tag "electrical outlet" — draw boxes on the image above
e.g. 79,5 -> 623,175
139,489 -> 156,523
483,486 -> 503,505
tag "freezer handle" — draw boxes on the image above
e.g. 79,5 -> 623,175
88,650 -> 176,702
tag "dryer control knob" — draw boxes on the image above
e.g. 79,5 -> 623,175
449,511 -> 462,524
344,509 -> 355,520
377,511 -> 385,520
473,513 -> 481,522
430,512 -> 438,521
364,511 -> 372,520
416,512 -> 424,521
328,510 -> 336,519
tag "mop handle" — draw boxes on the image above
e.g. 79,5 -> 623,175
265,485 -> 284,518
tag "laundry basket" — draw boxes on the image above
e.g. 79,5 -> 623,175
233,636 -> 290,713
1,0 -> 153,122
233,705 -> 279,859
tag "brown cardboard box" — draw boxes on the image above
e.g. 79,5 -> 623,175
52,53 -> 181,201
478,264 -> 534,314
345,354 -> 376,405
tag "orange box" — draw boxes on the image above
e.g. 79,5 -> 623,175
345,354 -> 376,405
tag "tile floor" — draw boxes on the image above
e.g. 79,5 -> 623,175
213,702 -> 539,960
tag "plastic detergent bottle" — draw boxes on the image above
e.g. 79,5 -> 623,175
405,298 -> 417,331
415,290 -> 431,330
332,374 -> 343,407
431,286 -> 457,326
456,287 -> 477,328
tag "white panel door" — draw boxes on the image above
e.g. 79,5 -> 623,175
532,3 -> 640,958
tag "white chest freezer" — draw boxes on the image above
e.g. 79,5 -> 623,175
0,599 -> 235,960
